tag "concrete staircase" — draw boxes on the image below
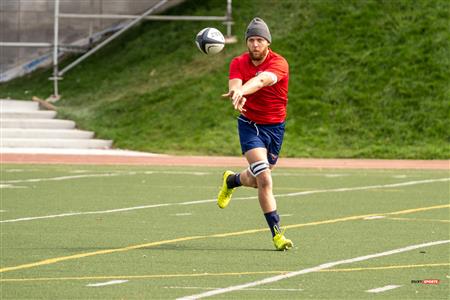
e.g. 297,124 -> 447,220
0,99 -> 112,149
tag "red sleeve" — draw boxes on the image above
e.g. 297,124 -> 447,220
266,56 -> 288,82
229,57 -> 243,80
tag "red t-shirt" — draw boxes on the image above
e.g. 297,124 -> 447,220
229,49 -> 289,124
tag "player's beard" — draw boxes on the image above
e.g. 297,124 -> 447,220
248,46 -> 269,62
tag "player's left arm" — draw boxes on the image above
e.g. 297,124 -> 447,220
240,71 -> 277,96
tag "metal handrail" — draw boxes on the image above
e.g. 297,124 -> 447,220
58,13 -> 228,21
0,42 -> 53,47
52,0 -> 60,96
46,0 -> 233,98
57,0 -> 169,77
0,0 -> 234,93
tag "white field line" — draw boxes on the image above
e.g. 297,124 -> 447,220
366,285 -> 402,293
275,178 -> 450,198
0,184 -> 27,189
0,171 -> 210,184
86,280 -> 128,287
4,169 -> 27,173
1,173 -> 127,184
324,174 -> 347,178
272,173 -> 349,177
0,203 -> 173,223
1,177 -> 449,224
0,170 -> 418,184
177,240 -> 449,300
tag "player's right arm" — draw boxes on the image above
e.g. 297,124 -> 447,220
222,79 -> 247,112
222,57 -> 247,112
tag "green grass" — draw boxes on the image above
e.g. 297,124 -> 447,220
1,0 -> 449,158
1,165 -> 449,299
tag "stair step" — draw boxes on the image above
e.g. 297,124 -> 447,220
0,118 -> 76,129
1,110 -> 57,119
1,138 -> 113,149
0,99 -> 112,150
0,99 -> 39,111
1,129 -> 94,139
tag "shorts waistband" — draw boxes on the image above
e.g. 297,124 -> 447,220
238,115 -> 284,127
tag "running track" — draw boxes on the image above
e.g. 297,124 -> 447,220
1,152 -> 448,169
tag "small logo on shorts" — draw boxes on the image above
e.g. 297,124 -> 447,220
269,153 -> 278,161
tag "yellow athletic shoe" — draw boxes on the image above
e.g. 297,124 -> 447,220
273,228 -> 293,251
217,170 -> 235,209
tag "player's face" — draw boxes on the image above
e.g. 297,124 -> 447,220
247,36 -> 270,61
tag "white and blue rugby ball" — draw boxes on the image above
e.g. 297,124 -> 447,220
195,27 -> 225,55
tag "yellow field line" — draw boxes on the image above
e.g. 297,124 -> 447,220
284,204 -> 450,230
0,235 -> 206,273
1,204 -> 448,274
386,204 -> 449,216
1,263 -> 448,283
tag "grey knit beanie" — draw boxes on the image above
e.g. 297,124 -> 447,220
245,17 -> 271,43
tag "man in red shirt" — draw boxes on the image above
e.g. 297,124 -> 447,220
217,17 -> 293,251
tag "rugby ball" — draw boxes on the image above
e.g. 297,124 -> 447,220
195,27 -> 225,55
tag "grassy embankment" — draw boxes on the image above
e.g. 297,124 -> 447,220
1,0 -> 448,158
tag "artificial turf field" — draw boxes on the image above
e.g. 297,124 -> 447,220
0,164 -> 449,299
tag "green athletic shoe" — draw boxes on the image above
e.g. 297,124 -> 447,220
273,228 -> 293,251
217,170 -> 235,209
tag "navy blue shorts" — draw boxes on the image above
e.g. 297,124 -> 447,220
237,115 -> 285,165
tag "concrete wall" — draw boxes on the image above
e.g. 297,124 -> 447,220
0,0 -> 184,78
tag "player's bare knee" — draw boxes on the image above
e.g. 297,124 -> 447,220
256,171 -> 272,189
244,169 -> 258,188
250,177 -> 258,188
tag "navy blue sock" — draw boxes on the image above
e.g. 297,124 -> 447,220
264,210 -> 280,237
226,173 -> 242,189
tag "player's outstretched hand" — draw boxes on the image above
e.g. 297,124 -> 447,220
222,90 -> 246,113
235,97 -> 247,112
